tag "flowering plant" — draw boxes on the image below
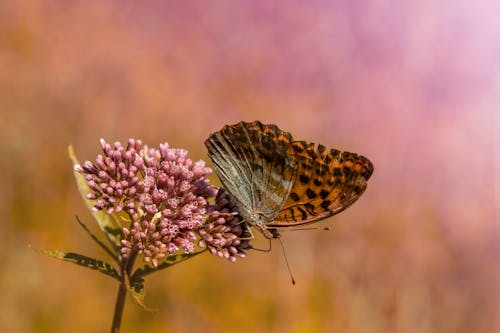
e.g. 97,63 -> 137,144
36,139 -> 251,333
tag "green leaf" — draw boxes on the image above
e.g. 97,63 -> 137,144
75,216 -> 119,264
33,246 -> 120,281
131,250 -> 205,280
68,145 -> 122,250
124,274 -> 156,312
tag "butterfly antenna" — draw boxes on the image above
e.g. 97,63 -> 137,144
280,226 -> 331,233
278,238 -> 296,285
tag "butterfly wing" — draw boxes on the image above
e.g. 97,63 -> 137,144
205,121 -> 298,224
270,141 -> 373,227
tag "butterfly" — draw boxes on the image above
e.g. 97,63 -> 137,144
205,121 -> 373,239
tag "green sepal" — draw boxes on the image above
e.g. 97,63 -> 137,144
131,250 -> 205,280
68,145 -> 122,250
33,247 -> 120,281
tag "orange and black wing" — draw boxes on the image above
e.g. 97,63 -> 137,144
270,141 -> 373,227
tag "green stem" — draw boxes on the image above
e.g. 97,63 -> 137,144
111,252 -> 137,333
111,282 -> 127,333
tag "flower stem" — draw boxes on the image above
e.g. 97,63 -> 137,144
111,282 -> 127,333
111,252 -> 137,333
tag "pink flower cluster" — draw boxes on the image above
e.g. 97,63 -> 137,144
75,139 -> 250,266
199,189 -> 251,262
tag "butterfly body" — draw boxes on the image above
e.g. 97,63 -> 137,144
205,121 -> 373,239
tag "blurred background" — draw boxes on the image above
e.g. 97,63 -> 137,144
1,1 -> 498,332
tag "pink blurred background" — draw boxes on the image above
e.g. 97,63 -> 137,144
1,1 -> 498,332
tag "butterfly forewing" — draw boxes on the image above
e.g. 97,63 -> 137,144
270,141 -> 373,227
205,121 -> 298,223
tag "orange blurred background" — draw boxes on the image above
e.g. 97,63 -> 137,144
1,1 -> 498,332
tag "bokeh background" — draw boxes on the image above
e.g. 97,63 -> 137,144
1,1 -> 498,332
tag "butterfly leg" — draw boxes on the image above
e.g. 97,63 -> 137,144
258,224 -> 281,239
237,222 -> 255,241
249,237 -> 273,253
